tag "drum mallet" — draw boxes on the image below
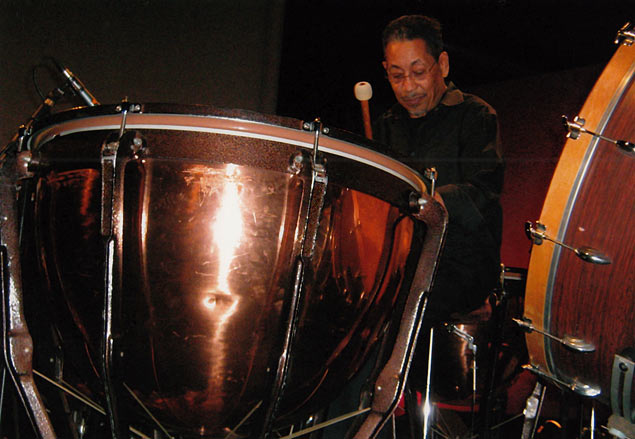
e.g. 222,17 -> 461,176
354,81 -> 373,140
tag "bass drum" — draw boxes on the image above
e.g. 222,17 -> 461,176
17,105 -> 444,438
523,39 -> 634,408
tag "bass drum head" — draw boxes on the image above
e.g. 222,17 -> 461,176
524,42 -> 634,407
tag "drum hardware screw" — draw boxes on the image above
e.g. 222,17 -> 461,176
130,135 -> 145,154
302,119 -> 329,135
115,103 -> 141,113
409,192 -> 427,212
289,152 -> 305,174
525,221 -> 546,245
563,115 -> 585,140
314,162 -> 327,182
104,141 -> 118,155
615,22 -> 634,46
525,221 -> 611,265
72,411 -> 87,438
16,151 -> 35,178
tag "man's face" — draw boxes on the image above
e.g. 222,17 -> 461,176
383,38 -> 449,118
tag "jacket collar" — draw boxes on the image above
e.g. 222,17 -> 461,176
439,82 -> 464,107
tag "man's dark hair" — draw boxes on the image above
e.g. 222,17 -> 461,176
382,15 -> 444,59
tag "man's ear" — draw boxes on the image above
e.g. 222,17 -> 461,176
438,51 -> 450,78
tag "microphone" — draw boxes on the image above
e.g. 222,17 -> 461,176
53,60 -> 99,107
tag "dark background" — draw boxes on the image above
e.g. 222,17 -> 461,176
278,0 -> 631,130
1,0 -> 633,267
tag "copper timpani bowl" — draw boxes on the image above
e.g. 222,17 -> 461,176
11,105 -> 445,438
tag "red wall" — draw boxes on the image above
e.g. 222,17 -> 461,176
472,65 -> 604,268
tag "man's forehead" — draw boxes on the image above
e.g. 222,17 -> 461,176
384,39 -> 432,62
385,59 -> 426,70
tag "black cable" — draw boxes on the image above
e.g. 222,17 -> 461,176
31,56 -> 65,102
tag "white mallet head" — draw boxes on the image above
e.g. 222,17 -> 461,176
354,81 -> 373,101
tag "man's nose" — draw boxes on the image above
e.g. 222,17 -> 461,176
402,74 -> 418,91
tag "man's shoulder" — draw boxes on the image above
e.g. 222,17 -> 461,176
452,88 -> 497,116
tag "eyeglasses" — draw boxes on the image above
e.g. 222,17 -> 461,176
385,61 -> 437,84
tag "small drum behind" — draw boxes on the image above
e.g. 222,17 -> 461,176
10,105 -> 446,438
411,268 -> 528,413
523,35 -> 634,417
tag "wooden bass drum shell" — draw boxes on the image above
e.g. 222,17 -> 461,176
524,41 -> 634,406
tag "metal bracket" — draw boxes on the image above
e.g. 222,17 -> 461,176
521,381 -> 545,439
299,118 -> 329,259
525,221 -> 611,264
114,101 -> 142,140
16,151 -> 35,179
562,115 -> 634,154
608,414 -> 635,439
259,258 -> 305,437
352,189 -> 447,439
445,323 -> 477,354
615,22 -> 634,46
408,165 -> 439,213
611,353 -> 635,423
99,103 -> 142,438
302,118 -> 328,178
100,138 -> 119,237
1,150 -> 56,438
100,103 -> 142,237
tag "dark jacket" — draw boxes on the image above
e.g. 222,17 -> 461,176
373,82 -> 504,321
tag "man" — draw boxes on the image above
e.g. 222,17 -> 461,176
322,15 -> 504,438
374,15 -> 504,323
